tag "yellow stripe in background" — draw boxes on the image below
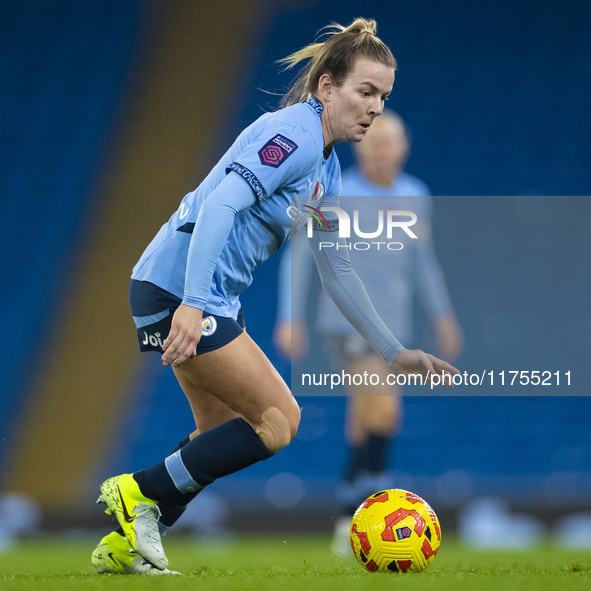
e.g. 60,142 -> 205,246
6,0 -> 263,517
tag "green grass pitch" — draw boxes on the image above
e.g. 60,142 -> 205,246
0,534 -> 590,591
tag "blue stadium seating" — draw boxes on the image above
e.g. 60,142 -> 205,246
0,0 -> 144,470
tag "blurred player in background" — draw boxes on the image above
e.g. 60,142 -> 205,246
91,18 -> 459,575
274,110 -> 463,554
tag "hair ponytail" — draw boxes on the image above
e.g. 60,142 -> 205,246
278,18 -> 396,108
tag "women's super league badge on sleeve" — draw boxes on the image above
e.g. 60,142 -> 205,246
258,134 -> 298,168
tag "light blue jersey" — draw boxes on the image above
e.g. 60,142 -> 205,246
132,96 -> 341,320
314,168 -> 454,342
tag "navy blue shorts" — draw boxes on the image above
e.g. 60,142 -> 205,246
129,280 -> 245,355
325,334 -> 375,369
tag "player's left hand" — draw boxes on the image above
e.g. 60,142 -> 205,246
391,349 -> 460,388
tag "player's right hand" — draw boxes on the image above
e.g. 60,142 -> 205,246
162,304 -> 203,367
391,349 -> 460,388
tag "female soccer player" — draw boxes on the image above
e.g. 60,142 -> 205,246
91,18 -> 459,574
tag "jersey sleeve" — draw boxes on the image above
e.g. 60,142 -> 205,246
305,195 -> 405,365
226,123 -> 320,203
183,172 -> 257,309
308,229 -> 405,365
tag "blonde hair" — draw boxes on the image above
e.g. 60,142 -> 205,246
278,18 -> 397,108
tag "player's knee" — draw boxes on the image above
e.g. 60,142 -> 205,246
256,404 -> 300,453
368,416 -> 397,436
368,408 -> 398,435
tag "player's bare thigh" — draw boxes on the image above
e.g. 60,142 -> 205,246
172,331 -> 300,439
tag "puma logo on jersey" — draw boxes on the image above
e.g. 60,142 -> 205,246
179,203 -> 190,220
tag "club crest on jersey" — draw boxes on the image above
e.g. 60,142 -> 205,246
307,178 -> 325,200
258,134 -> 298,168
201,316 -> 217,337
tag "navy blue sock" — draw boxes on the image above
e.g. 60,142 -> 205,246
156,435 -> 196,527
344,434 -> 390,482
134,418 -> 273,503
345,443 -> 368,483
340,434 -> 392,516
173,435 -> 192,452
364,433 -> 390,474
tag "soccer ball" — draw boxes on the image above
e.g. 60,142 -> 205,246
349,488 -> 441,573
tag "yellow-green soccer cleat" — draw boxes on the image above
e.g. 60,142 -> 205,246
97,474 -> 168,570
91,531 -> 180,575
